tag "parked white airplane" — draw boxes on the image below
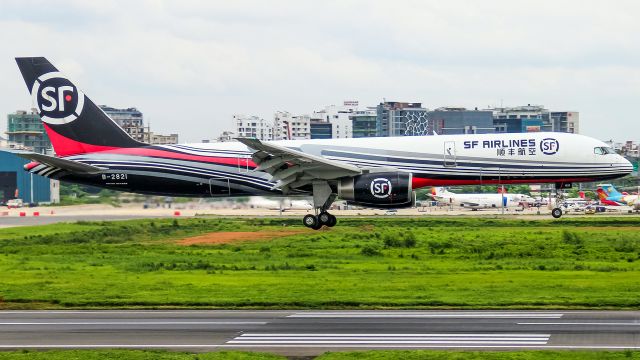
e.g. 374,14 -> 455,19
247,197 -> 313,211
431,187 -> 536,210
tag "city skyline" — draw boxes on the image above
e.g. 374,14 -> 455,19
1,1 -> 639,143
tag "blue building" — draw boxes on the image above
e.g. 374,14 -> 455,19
376,102 -> 431,137
310,120 -> 332,139
429,108 -> 495,135
0,150 -> 58,204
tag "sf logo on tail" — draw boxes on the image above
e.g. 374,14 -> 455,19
370,178 -> 392,198
31,72 -> 85,125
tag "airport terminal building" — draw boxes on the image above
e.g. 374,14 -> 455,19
0,150 -> 59,205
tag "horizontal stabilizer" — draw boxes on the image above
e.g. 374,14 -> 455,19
15,152 -> 105,174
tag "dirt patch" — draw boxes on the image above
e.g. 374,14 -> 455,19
177,229 -> 309,245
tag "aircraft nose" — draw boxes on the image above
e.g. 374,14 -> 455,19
618,155 -> 634,173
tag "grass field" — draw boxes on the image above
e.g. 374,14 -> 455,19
0,217 -> 640,309
0,350 -> 638,360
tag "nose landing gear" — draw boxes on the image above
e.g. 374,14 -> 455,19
551,182 -> 570,219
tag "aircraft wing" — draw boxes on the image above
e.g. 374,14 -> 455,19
15,152 -> 105,175
237,138 -> 362,192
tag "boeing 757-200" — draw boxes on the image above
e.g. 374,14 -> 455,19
13,57 -> 633,228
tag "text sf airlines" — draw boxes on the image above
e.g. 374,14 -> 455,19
14,57 -> 632,228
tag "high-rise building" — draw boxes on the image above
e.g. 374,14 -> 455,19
310,120 -> 332,139
376,102 -> 430,137
491,105 -> 547,133
6,110 -> 51,154
100,105 -> 179,144
273,111 -> 293,140
547,111 -> 579,134
429,107 -> 495,135
491,105 -> 579,134
350,108 -> 377,138
234,114 -> 273,141
312,101 -> 358,139
100,106 -> 146,142
273,111 -> 310,140
148,133 -> 179,145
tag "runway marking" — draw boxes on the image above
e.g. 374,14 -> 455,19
222,345 -> 640,349
518,322 -> 640,326
3,345 -> 640,350
288,312 -> 563,318
228,333 -> 550,346
0,321 -> 266,325
240,333 -> 551,337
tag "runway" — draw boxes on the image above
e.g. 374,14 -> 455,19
1,311 -> 639,356
0,215 -> 169,228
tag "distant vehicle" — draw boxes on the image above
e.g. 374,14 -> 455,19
12,57 -> 633,228
431,187 -> 536,210
6,199 -> 23,209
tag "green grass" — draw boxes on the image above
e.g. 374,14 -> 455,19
1,217 -> 640,309
316,350 -> 640,359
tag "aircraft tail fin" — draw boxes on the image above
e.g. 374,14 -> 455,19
15,57 -> 144,156
596,188 -> 609,200
431,187 -> 447,197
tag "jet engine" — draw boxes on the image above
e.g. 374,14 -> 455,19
338,172 -> 415,208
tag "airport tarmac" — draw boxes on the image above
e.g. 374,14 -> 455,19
1,203 -> 635,228
0,310 -> 639,356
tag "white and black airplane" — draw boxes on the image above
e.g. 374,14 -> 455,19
431,187 -> 536,210
14,57 -> 633,228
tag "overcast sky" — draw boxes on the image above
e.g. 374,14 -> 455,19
1,0 -> 638,142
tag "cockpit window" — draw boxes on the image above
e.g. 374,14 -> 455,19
594,147 -> 615,155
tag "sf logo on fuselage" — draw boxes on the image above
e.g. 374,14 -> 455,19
540,138 -> 560,155
370,178 -> 392,198
31,71 -> 85,125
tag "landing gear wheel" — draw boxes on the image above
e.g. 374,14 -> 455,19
318,211 -> 332,225
551,207 -> 563,219
326,214 -> 337,227
303,214 -> 318,228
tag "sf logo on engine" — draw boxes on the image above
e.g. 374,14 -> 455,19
370,178 -> 393,198
31,71 -> 85,125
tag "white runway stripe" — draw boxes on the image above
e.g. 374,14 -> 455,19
519,322 -> 640,326
229,333 -> 550,346
229,341 -> 549,345
288,312 -> 563,318
240,333 -> 550,337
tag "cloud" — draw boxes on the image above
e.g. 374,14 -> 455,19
1,0 -> 639,141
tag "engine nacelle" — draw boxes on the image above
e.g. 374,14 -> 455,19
338,172 -> 414,208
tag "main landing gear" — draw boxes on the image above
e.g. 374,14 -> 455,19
302,181 -> 338,230
303,211 -> 337,230
551,182 -> 569,219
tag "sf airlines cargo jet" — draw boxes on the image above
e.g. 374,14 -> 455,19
14,57 -> 633,228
